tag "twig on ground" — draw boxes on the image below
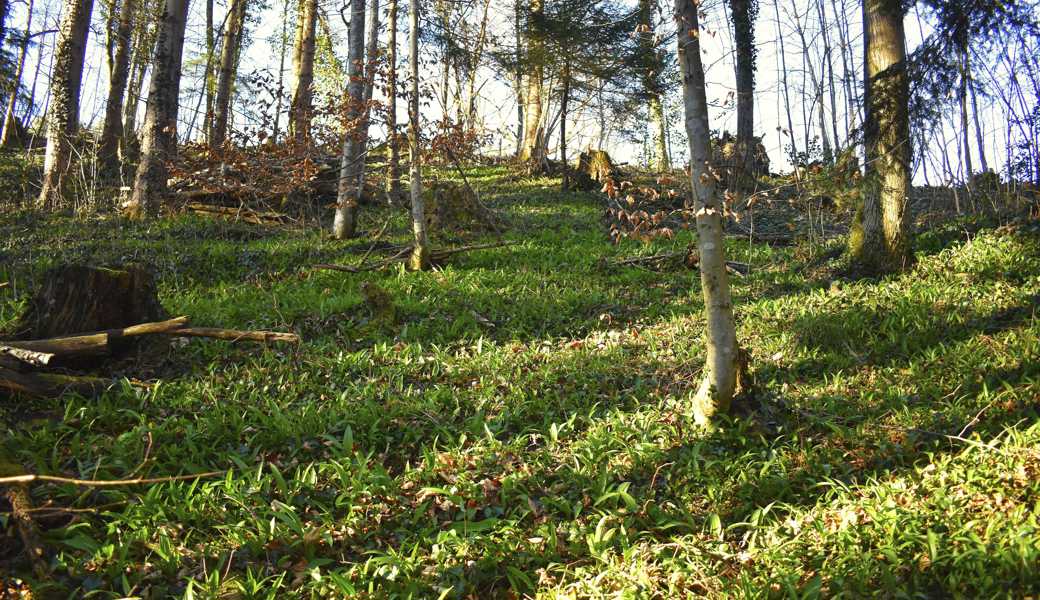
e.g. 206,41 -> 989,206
0,470 -> 226,487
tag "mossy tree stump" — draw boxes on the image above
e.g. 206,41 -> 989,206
574,149 -> 617,190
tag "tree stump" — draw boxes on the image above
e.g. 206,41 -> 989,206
12,265 -> 168,341
574,149 -> 617,190
423,181 -> 502,234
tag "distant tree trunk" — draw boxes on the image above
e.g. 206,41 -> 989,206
272,0 -> 289,142
640,0 -> 669,171
0,0 -> 33,147
675,0 -> 741,423
834,0 -> 857,140
967,60 -> 988,173
816,0 -> 841,151
99,0 -> 138,171
772,0 -> 797,160
513,0 -> 523,156
519,0 -> 544,162
849,0 -> 911,273
124,0 -> 191,219
729,0 -> 755,164
385,0 -> 402,201
465,0 -> 492,127
288,0 -> 316,141
210,0 -> 246,147
650,96 -> 669,170
792,0 -> 831,163
958,49 -> 973,180
356,0 -> 379,190
560,62 -> 570,190
201,0 -> 213,141
332,0 -> 366,239
37,0 -> 94,209
407,0 -> 429,269
22,3 -> 52,131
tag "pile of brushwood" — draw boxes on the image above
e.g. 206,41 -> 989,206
0,265 -> 298,399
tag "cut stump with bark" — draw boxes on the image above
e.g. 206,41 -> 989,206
13,265 -> 168,341
574,149 -> 618,190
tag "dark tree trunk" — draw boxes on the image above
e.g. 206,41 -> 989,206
99,0 -> 138,171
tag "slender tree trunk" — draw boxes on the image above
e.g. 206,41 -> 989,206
834,0 -> 856,140
202,0 -> 213,141
407,0 -> 429,269
272,0 -> 289,142
958,48 -> 973,180
99,0 -> 138,171
640,0 -> 669,171
967,60 -> 988,174
792,1 -> 831,162
729,0 -> 755,164
519,0 -> 544,162
816,0 -> 840,151
773,0 -> 797,161
1,0 -> 33,147
560,62 -> 569,190
513,0 -> 523,156
288,0 -> 316,141
210,0 -> 246,147
385,0 -> 402,200
650,95 -> 669,170
849,0 -> 911,273
356,0 -> 379,190
332,0 -> 367,239
675,0 -> 741,423
465,0 -> 492,127
124,0 -> 191,219
37,0 -> 94,210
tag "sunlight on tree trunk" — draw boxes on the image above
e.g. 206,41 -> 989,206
730,0 -> 755,167
288,0 -> 316,142
385,0 -> 402,202
848,0 -> 911,274
124,0 -> 190,219
0,0 -> 33,147
519,0 -> 544,163
98,0 -> 137,172
332,0 -> 366,239
407,0 -> 429,270
37,0 -> 94,210
675,0 -> 742,424
209,0 -> 246,148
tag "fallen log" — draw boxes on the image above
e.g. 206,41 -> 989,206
185,202 -> 289,226
0,345 -> 55,367
169,327 -> 300,344
0,366 -> 110,397
609,250 -> 750,277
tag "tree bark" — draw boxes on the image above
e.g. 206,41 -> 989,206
288,0 -> 316,141
210,0 -> 247,148
675,0 -> 741,423
407,0 -> 430,269
332,0 -> 367,239
356,0 -> 379,190
848,0 -> 911,273
519,0 -> 544,163
772,0 -> 797,161
37,0 -> 94,210
560,63 -> 569,191
0,0 -> 33,147
98,0 -> 138,171
385,0 -> 402,201
124,0 -> 191,219
729,0 -> 755,163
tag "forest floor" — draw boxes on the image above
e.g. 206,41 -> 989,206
1,164 -> 1039,598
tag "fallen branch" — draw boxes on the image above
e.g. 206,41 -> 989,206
315,241 -> 515,274
2,317 -> 191,358
169,327 -> 300,344
0,345 -> 55,367
0,281 -> 9,289
609,250 -> 750,277
4,483 -> 48,577
0,470 -> 226,487
0,366 -> 111,397
186,202 -> 289,226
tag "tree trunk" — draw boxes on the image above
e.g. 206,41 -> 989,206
332,0 -> 367,239
849,0 -> 911,273
124,0 -> 191,219
772,0 -> 798,161
37,0 -> 95,210
817,0 -> 841,151
958,48 -> 973,180
210,0 -> 246,148
356,0 -> 379,190
729,0 -> 755,164
0,0 -> 33,147
967,57 -> 988,174
98,0 -> 138,171
560,63 -> 569,191
385,0 -> 402,201
202,0 -> 213,141
465,0 -> 492,128
519,0 -> 543,162
288,0 -> 316,141
513,0 -> 523,157
272,0 -> 289,142
408,0 -> 430,269
675,0 -> 741,424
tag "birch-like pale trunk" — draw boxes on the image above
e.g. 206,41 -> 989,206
37,0 -> 94,209
124,0 -> 191,219
386,0 -> 402,201
519,0 -> 544,163
332,0 -> 367,239
356,0 -> 379,191
675,0 -> 741,423
407,0 -> 430,270
98,0 -> 138,171
848,0 -> 911,273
